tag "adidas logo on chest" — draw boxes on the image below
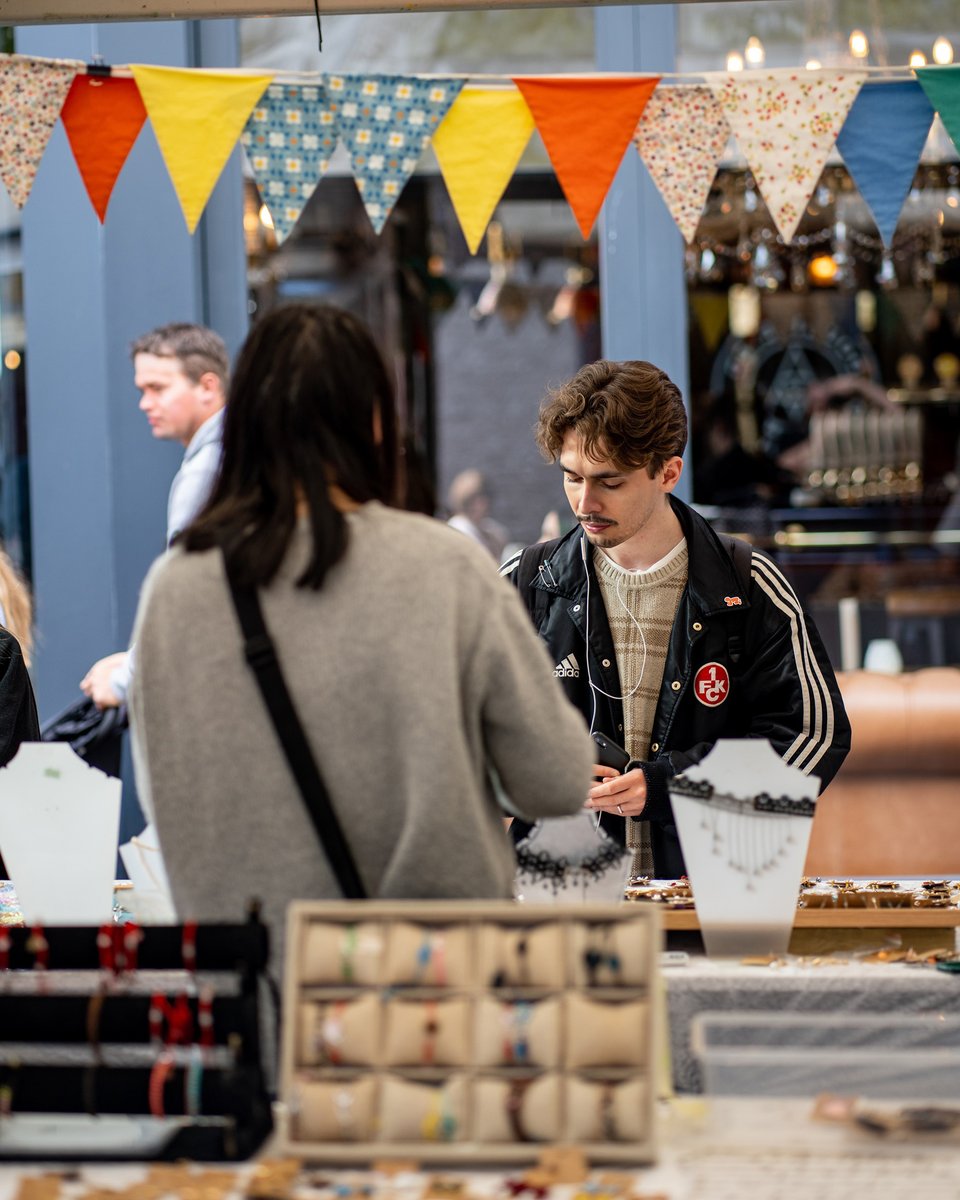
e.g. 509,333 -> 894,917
554,654 -> 580,679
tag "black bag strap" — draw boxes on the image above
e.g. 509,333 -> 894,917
223,553 -> 367,900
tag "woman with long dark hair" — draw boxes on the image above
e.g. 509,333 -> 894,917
130,303 -> 592,958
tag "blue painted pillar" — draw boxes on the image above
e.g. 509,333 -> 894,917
594,4 -> 691,499
18,20 -> 248,719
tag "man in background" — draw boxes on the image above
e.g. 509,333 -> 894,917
80,324 -> 229,709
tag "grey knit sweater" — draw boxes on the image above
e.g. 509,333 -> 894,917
130,502 -> 594,968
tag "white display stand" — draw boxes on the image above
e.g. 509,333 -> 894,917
670,740 -> 818,957
514,811 -> 631,904
118,822 -> 177,923
0,742 -> 120,924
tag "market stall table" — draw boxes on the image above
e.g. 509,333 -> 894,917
663,956 -> 960,1094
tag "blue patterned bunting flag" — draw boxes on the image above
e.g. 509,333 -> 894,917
837,80 -> 934,248
241,80 -> 339,243
327,73 -> 465,233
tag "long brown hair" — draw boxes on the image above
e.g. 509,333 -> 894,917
0,548 -> 33,666
182,303 -> 400,590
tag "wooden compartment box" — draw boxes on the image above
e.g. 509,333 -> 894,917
277,900 -> 661,1164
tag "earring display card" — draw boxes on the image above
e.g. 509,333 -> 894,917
278,900 -> 660,1164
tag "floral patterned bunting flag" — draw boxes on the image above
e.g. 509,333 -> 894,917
327,73 -> 465,234
0,55 -> 77,208
710,68 -> 867,244
633,84 -> 731,244
242,80 -> 339,244
61,75 -> 148,222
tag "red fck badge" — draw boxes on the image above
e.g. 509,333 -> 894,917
694,662 -> 730,707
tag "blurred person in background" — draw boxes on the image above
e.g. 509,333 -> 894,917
0,546 -> 41,877
446,468 -> 510,562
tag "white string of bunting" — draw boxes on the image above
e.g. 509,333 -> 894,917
0,52 -> 958,253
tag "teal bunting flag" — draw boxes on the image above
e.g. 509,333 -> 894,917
327,73 -> 465,234
915,64 -> 960,157
241,80 -> 339,244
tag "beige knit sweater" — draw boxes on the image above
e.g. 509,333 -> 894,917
130,503 -> 594,970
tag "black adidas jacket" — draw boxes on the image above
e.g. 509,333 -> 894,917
501,496 -> 851,878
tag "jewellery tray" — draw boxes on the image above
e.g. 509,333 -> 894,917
277,899 -> 661,1164
0,918 -> 272,1161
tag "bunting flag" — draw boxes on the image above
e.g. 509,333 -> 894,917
130,64 -> 274,232
634,84 -> 730,244
326,73 -> 465,234
711,68 -> 867,244
837,81 -> 934,247
915,65 -> 960,156
433,87 -> 534,255
0,55 -> 77,208
513,75 -> 660,239
60,75 -> 148,222
241,81 -> 339,244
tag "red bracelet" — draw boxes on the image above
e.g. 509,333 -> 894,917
148,1053 -> 174,1118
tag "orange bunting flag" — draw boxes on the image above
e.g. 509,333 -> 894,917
513,75 -> 660,239
61,75 -> 148,222
131,64 -> 274,232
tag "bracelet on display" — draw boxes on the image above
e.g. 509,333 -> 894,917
149,991 -> 194,1048
514,935 -> 529,985
416,932 -> 447,986
148,1052 -> 175,1119
501,1000 -> 531,1064
97,922 -> 143,978
583,926 -> 622,987
319,1001 -> 346,1064
340,924 -> 358,983
0,1064 -> 16,1120
599,1083 -> 618,1141
83,987 -> 105,1116
333,1087 -> 356,1138
421,1087 -> 457,1142
197,985 -> 215,1048
27,924 -> 49,982
422,1000 -> 440,1065
184,1045 -> 204,1118
505,1078 -> 532,1143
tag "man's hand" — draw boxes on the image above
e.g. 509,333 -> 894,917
80,651 -> 128,709
584,765 -> 648,818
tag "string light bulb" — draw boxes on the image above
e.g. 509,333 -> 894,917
744,36 -> 765,66
933,37 -> 954,65
258,204 -> 275,230
848,29 -> 869,60
805,59 -> 822,71
909,49 -> 927,67
726,51 -> 744,72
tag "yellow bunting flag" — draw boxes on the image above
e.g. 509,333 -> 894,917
433,87 -> 535,256
130,64 -> 274,233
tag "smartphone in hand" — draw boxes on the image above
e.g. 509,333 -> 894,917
591,731 -> 630,775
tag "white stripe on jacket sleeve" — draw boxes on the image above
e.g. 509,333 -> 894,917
749,552 -> 836,776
